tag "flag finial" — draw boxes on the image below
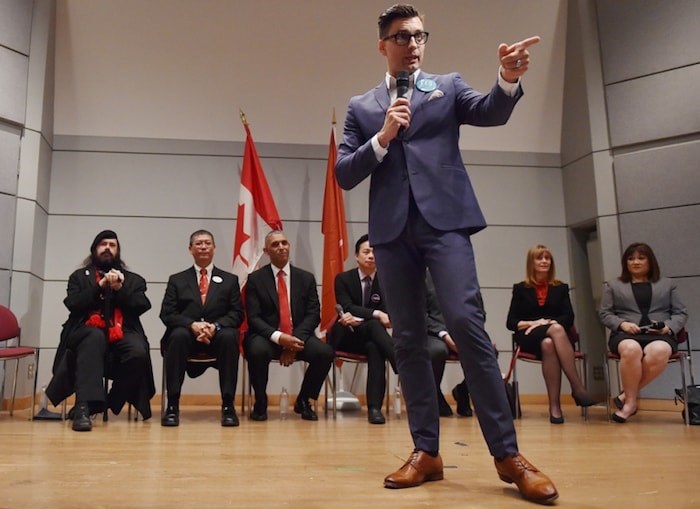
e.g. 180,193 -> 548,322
332,108 -> 336,126
239,109 -> 248,126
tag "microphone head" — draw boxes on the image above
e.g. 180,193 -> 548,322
396,71 -> 410,98
335,304 -> 344,315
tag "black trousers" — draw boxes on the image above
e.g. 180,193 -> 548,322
67,325 -> 149,410
163,326 -> 240,403
244,334 -> 333,402
332,320 -> 397,408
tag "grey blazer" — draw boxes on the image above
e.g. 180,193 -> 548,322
598,277 -> 688,335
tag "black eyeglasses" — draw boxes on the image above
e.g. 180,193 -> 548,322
382,31 -> 429,46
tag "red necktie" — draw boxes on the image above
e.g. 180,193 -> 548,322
199,268 -> 209,304
277,270 -> 292,334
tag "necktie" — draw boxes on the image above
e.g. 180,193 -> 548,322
362,276 -> 372,307
199,268 -> 209,304
277,270 -> 293,334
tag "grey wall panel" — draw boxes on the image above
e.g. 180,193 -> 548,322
619,204 -> 700,278
0,47 -> 29,126
0,269 -> 9,306
597,0 -> 700,85
0,0 -> 33,55
606,64 -> 700,148
0,124 -> 21,194
471,225 -> 570,290
615,141 -> 700,213
0,194 -> 16,269
469,165 -> 566,226
12,199 -> 47,277
44,215 -> 326,285
563,155 -> 597,226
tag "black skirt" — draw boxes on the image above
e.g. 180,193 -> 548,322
608,331 -> 678,355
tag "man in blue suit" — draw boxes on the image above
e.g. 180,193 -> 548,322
336,4 -> 557,504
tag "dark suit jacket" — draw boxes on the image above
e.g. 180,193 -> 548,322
598,277 -> 688,335
334,269 -> 386,320
506,282 -> 574,333
336,72 -> 522,245
160,265 -> 244,351
47,265 -> 155,413
245,264 -> 320,342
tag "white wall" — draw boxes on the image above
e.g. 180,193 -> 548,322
53,0 -> 566,153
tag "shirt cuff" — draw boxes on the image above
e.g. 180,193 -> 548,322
270,331 -> 282,344
438,331 -> 448,339
371,134 -> 388,162
497,67 -> 520,97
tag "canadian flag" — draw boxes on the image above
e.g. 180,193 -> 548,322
320,122 -> 348,334
232,116 -> 283,288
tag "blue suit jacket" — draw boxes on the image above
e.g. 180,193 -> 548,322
336,72 -> 522,245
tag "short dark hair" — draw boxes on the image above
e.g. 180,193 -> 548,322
378,4 -> 423,38
619,242 -> 661,283
355,234 -> 370,254
189,229 -> 215,246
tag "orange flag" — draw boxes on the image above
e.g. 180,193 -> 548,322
320,120 -> 348,334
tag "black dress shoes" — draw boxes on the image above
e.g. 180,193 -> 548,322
161,405 -> 179,427
250,398 -> 268,421
221,406 -> 239,427
437,393 -> 453,417
452,383 -> 473,417
368,406 -> 386,424
294,397 -> 318,421
72,402 -> 92,432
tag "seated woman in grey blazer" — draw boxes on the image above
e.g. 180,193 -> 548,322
598,242 -> 688,423
506,245 -> 595,424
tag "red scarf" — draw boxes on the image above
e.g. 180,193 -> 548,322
85,271 -> 124,342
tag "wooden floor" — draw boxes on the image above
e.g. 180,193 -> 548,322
0,402 -> 698,509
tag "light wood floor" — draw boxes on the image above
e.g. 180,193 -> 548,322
0,402 -> 698,509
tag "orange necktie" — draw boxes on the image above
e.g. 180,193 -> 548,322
199,268 -> 209,304
277,270 -> 292,334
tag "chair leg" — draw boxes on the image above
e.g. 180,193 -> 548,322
512,360 -> 521,419
332,361 -> 338,419
603,356 -> 612,421
385,360 -> 390,416
161,362 -> 167,419
240,358 -> 247,416
103,378 -> 109,422
580,356 -> 589,421
30,350 -> 40,421
10,359 -> 20,416
680,354 -> 689,427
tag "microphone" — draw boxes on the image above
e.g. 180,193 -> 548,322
335,304 -> 354,332
396,71 -> 410,98
396,71 -> 410,137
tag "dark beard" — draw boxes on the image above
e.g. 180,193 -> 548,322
91,252 -> 120,272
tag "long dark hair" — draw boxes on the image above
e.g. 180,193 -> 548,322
618,242 -> 661,283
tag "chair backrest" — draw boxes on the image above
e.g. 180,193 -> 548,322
0,305 -> 20,343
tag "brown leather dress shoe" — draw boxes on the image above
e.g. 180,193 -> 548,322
494,453 -> 558,504
384,450 -> 444,489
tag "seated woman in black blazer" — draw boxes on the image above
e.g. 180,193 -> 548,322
506,245 -> 595,424
598,242 -> 688,423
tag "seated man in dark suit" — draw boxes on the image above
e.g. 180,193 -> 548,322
46,230 -> 155,431
331,234 -> 398,424
244,230 -> 334,421
160,230 -> 244,427
425,272 -> 473,417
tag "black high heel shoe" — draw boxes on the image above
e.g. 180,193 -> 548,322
549,414 -> 565,425
572,392 -> 597,407
613,394 -> 624,410
611,408 -> 638,423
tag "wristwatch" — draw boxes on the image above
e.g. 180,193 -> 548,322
214,322 -> 222,332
